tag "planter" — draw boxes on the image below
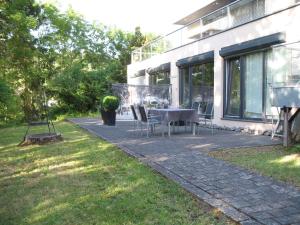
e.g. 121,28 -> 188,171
101,109 -> 116,126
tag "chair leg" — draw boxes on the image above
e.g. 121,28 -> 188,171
140,123 -> 143,136
133,121 -> 136,136
147,123 -> 149,138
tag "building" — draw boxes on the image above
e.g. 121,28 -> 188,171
127,0 -> 300,133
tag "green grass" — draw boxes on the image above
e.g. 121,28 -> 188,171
0,122 -> 234,225
209,146 -> 300,188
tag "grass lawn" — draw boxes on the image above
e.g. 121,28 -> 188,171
0,121 -> 235,225
209,145 -> 300,188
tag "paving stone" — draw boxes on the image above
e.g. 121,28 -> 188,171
256,218 -> 282,225
269,206 -> 300,217
248,211 -> 274,220
240,219 -> 262,225
275,214 -> 300,224
70,118 -> 300,225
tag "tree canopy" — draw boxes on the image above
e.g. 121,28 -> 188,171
0,0 -> 151,125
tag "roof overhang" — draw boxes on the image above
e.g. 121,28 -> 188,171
176,51 -> 214,67
219,32 -> 286,57
147,63 -> 171,75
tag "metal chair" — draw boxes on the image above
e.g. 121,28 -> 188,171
138,105 -> 163,137
192,102 -> 201,114
195,102 -> 214,135
130,105 -> 139,134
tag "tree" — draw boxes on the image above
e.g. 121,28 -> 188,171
0,1 -> 154,124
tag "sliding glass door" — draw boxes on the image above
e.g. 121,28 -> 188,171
225,52 -> 264,120
180,62 -> 214,108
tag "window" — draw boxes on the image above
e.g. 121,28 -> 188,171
180,62 -> 214,108
225,52 -> 265,120
266,44 -> 300,115
149,71 -> 170,85
244,53 -> 264,118
230,0 -> 265,26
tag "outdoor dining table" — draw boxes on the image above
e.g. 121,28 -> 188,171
148,108 -> 198,136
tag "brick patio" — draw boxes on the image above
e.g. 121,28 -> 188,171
69,118 -> 300,225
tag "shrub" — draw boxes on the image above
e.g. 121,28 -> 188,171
102,96 -> 119,111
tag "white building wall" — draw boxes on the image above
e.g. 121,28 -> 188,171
127,5 -> 300,132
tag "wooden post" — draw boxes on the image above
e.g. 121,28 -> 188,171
283,107 -> 292,147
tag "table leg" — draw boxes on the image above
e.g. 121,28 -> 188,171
193,123 -> 196,136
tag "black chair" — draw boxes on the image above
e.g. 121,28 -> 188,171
130,105 -> 139,134
138,105 -> 163,137
192,102 -> 200,113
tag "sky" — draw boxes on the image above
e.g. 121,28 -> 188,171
41,0 -> 213,35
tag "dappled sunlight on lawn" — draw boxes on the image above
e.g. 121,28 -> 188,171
28,202 -> 71,224
270,153 -> 300,168
101,178 -> 146,199
0,122 -> 234,225
209,146 -> 300,188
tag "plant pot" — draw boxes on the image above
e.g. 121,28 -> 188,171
101,109 -> 116,126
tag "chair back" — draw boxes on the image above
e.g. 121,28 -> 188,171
130,105 -> 138,120
205,102 -> 214,119
192,102 -> 200,113
138,105 -> 148,123
192,102 -> 200,109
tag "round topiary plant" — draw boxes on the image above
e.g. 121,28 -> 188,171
102,96 -> 119,112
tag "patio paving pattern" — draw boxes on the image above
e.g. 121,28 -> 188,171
69,118 -> 300,225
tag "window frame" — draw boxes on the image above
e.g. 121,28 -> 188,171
223,49 -> 269,121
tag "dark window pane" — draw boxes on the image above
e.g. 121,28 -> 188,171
180,67 -> 190,107
192,64 -> 203,104
149,75 -> 157,85
226,58 -> 241,116
203,62 -> 214,103
149,71 -> 170,85
156,71 -> 170,84
191,63 -> 214,112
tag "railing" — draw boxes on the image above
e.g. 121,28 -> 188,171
131,0 -> 300,63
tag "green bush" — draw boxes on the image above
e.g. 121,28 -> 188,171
102,96 -> 119,111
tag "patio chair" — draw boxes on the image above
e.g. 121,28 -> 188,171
130,105 -> 139,134
138,105 -> 163,137
195,102 -> 214,135
192,102 -> 201,114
